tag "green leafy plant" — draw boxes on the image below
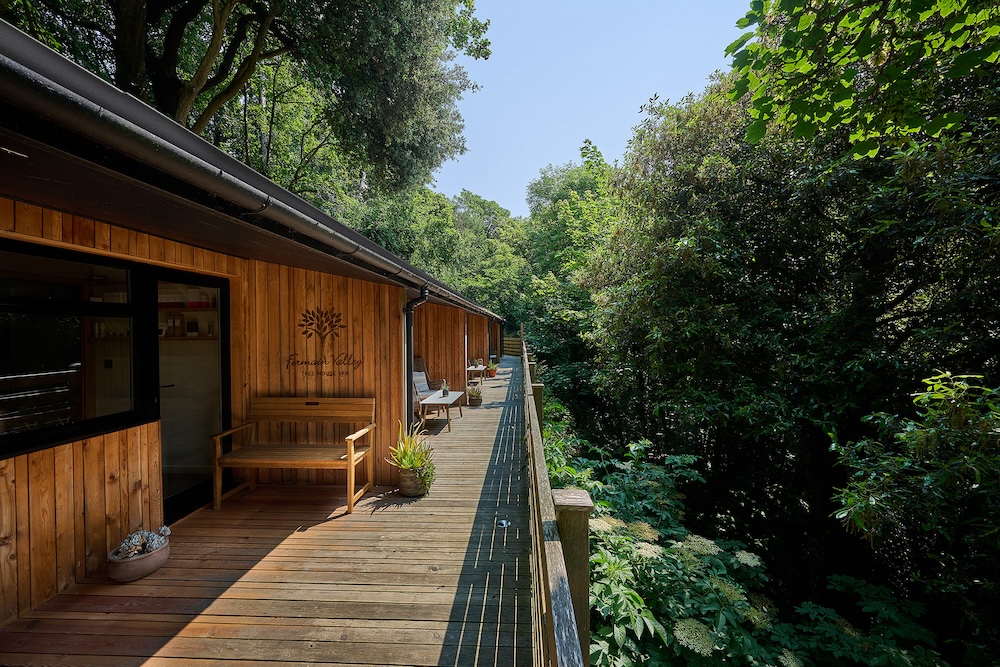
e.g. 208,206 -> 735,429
542,400 -> 945,666
727,0 -> 1000,152
833,372 -> 1000,658
388,421 -> 436,493
468,385 -> 483,399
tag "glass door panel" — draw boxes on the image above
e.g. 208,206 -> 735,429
157,281 -> 221,519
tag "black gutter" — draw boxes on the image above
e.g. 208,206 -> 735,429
0,20 -> 501,322
404,286 -> 431,427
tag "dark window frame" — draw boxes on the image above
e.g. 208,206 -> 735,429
0,239 -> 229,460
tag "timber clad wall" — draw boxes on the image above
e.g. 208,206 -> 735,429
0,423 -> 162,626
0,196 -> 416,625
413,302 -> 466,400
244,260 -> 405,487
466,314 -> 489,365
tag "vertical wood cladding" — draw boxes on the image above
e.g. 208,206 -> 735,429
246,261 -> 405,486
0,423 -> 162,626
490,320 -> 503,359
413,302 -> 468,402
466,314 -> 489,365
0,196 -> 419,623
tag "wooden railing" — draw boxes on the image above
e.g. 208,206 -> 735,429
522,337 -> 591,667
504,334 -> 524,357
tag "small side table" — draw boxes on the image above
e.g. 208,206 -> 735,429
419,390 -> 465,431
466,364 -> 487,385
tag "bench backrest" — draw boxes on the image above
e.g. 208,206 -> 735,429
249,397 -> 375,424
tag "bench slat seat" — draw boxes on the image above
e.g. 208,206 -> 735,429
212,397 -> 375,513
218,445 -> 369,468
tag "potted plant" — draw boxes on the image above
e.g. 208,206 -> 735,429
486,361 -> 498,378
388,421 -> 436,497
107,525 -> 171,582
468,384 -> 483,406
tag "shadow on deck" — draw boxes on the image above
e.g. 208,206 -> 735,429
0,358 -> 530,667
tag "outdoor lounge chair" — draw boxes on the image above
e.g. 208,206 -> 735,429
412,363 -> 444,416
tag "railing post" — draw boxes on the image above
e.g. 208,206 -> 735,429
531,382 -> 544,421
528,360 -> 537,383
553,489 -> 594,667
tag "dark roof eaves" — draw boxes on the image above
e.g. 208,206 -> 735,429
0,20 -> 502,322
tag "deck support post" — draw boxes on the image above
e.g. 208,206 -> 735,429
528,361 -> 537,383
553,488 -> 594,667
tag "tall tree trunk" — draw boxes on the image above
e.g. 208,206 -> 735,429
109,0 -> 148,101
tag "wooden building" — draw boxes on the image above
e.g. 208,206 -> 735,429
0,21 -> 501,628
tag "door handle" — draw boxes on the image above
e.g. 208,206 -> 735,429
160,384 -> 175,388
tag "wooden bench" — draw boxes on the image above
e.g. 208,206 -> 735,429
212,397 -> 376,513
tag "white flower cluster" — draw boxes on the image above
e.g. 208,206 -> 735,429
778,648 -> 803,667
745,605 -> 772,630
672,618 -> 714,656
709,576 -> 746,603
835,616 -> 863,639
680,534 -> 722,555
590,515 -> 626,533
735,550 -> 763,568
634,542 -> 663,560
627,521 -> 659,541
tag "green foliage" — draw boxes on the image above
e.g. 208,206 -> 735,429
727,0 -> 1000,153
513,29 -> 997,661
211,59 -> 360,214
2,0 -> 491,189
388,420 -> 436,492
542,404 -> 946,666
833,373 -> 1000,657
578,70 -> 1000,634
518,143 -> 622,440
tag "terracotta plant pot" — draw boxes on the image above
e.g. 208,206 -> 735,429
398,468 -> 428,497
486,368 -> 497,378
107,540 -> 170,582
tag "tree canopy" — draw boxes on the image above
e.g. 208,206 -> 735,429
525,61 -> 999,660
726,0 -> 1000,155
2,0 -> 489,188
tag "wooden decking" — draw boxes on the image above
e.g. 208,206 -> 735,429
0,358 -> 530,667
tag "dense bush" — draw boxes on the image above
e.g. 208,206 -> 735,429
833,373 -> 1000,661
543,401 -> 947,666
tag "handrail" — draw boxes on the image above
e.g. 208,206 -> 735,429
522,337 -> 586,667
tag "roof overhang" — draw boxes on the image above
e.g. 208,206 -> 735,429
0,20 -> 502,321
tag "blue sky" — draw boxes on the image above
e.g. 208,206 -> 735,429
432,1 -> 752,218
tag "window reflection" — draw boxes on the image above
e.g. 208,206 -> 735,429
0,251 -> 134,441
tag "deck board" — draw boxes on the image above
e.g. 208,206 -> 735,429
0,358 -> 530,666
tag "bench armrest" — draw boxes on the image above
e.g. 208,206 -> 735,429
211,422 -> 256,458
345,423 -> 376,444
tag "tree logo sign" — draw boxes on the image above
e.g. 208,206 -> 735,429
298,307 -> 347,346
289,306 -> 362,378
